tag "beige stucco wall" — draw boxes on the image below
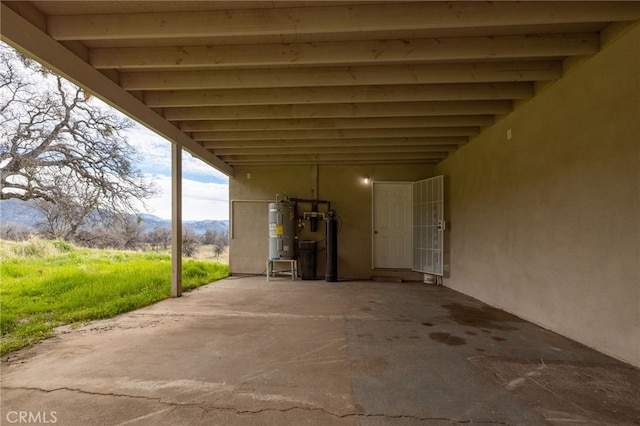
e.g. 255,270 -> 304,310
229,164 -> 433,280
435,22 -> 640,367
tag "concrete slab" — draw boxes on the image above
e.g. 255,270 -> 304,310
1,276 -> 638,425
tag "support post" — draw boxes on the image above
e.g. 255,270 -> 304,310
171,142 -> 183,297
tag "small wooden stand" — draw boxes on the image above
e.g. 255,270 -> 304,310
266,259 -> 298,281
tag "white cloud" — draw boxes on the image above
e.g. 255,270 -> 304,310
126,125 -> 230,221
183,152 -> 228,183
127,125 -> 229,184
126,126 -> 172,175
137,174 -> 229,221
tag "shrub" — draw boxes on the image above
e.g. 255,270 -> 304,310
52,239 -> 74,252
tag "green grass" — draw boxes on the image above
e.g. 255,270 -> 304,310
0,238 -> 229,355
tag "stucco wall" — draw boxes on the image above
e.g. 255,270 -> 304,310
435,22 -> 640,367
229,164 -> 433,280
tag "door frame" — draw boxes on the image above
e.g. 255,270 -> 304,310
371,177 -> 445,275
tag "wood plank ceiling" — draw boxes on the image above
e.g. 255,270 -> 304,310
3,1 -> 640,173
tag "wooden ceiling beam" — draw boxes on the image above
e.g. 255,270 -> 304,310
201,137 -> 468,149
163,101 -> 513,121
219,152 -> 449,164
121,61 -> 562,90
213,145 -> 458,156
91,34 -> 598,70
146,83 -> 532,108
193,127 -> 479,141
180,116 -> 494,132
48,2 -> 640,40
225,158 -> 444,166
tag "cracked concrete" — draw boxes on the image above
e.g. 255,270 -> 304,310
1,276 -> 638,425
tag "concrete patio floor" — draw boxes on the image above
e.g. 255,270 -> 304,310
1,276 -> 638,425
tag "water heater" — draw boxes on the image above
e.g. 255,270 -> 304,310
268,200 -> 295,259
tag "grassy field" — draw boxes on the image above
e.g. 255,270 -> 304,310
0,238 -> 229,355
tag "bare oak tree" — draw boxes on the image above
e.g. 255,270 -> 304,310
146,227 -> 172,252
202,229 -> 229,260
182,227 -> 201,258
0,42 -> 156,241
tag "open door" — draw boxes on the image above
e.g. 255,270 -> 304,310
413,176 -> 444,277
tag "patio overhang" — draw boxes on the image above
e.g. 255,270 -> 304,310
3,1 -> 640,172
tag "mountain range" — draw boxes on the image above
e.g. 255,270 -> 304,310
0,199 -> 228,236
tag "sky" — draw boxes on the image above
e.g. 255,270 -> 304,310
126,126 -> 230,222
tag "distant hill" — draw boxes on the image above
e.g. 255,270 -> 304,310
0,198 -> 38,227
0,199 -> 228,236
175,218 -> 229,236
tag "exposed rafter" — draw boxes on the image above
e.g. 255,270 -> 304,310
179,116 -> 495,132
193,127 -> 480,142
47,2 -> 640,40
164,101 -> 514,121
90,34 -> 599,69
202,137 -> 468,149
213,145 -> 459,156
144,83 -> 534,108
120,62 -> 562,91
220,152 -> 450,165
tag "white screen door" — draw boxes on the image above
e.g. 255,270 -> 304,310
413,176 -> 444,275
372,182 -> 413,269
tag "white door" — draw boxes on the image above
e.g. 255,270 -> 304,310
372,182 -> 413,269
413,176 -> 444,275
